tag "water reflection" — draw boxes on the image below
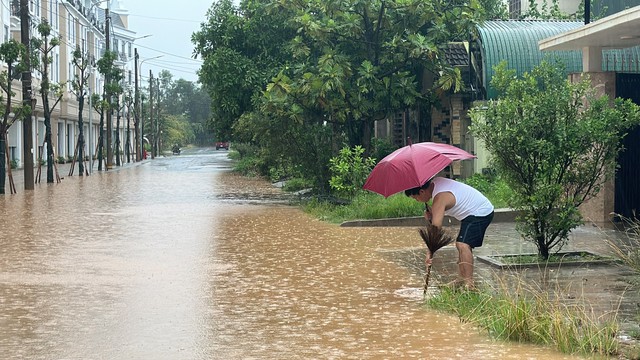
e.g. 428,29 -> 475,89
0,150 -> 586,359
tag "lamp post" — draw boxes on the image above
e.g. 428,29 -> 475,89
135,53 -> 163,160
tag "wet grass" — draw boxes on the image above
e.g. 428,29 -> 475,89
607,217 -> 640,273
299,174 -> 512,223
301,191 -> 423,223
426,280 -> 621,358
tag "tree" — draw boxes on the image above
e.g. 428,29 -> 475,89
95,50 -> 123,170
34,20 -> 64,183
261,0 -> 476,152
193,0 -> 296,143
0,40 -> 29,194
70,45 -> 92,176
194,0 -> 483,191
470,61 -> 640,259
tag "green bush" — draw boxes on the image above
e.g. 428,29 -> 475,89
329,145 -> 375,199
462,173 -> 513,209
470,60 -> 640,259
10,159 -> 18,169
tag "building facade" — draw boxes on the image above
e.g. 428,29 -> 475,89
4,0 -> 140,171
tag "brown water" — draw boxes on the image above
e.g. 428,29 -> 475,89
0,149 -> 586,359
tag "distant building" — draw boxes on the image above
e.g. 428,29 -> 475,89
3,0 -> 145,170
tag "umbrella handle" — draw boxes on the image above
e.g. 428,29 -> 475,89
424,203 -> 432,225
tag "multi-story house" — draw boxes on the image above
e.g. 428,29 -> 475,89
5,0 -> 140,171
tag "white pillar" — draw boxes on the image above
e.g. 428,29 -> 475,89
582,46 -> 602,72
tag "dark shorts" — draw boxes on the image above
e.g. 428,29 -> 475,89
457,211 -> 494,249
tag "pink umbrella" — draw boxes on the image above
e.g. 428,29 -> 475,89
363,142 -> 476,198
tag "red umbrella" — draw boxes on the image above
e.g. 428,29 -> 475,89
363,142 -> 476,198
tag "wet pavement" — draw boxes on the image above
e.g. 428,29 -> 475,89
0,148 -> 634,359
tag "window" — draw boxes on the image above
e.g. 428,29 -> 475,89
128,42 -> 132,57
54,52 -> 59,83
509,0 -> 521,19
3,25 -> 8,43
68,15 -> 75,43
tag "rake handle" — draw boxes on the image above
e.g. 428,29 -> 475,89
423,259 -> 433,297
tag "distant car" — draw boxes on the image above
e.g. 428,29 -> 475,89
215,141 -> 229,150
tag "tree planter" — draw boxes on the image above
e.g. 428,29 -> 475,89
477,251 -> 620,269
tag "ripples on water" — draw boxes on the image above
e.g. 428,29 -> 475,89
0,152 -> 586,359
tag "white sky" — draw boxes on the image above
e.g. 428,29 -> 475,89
114,0 -> 214,84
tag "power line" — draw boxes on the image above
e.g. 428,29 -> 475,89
127,13 -> 202,24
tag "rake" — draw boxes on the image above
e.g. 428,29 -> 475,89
418,225 -> 454,296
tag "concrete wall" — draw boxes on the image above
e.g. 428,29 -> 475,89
570,72 -> 617,226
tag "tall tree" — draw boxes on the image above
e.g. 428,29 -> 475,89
34,20 -> 64,183
70,45 -> 92,176
192,0 -> 295,142
0,40 -> 29,194
95,50 -> 123,170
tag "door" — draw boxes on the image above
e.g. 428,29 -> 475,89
615,73 -> 640,220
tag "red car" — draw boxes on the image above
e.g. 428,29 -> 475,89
215,141 -> 229,150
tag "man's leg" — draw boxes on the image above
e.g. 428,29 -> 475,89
456,241 -> 474,287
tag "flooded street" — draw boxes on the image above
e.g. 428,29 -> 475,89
0,148 -> 587,359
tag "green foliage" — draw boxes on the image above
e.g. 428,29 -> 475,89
328,145 -> 376,198
194,0 -> 489,191
461,173 -> 513,209
427,283 -> 620,357
303,192 -> 423,223
9,159 -> 18,170
369,137 -> 397,164
470,60 -> 640,259
163,114 -> 195,150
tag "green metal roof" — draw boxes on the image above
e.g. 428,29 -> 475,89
477,20 -> 584,99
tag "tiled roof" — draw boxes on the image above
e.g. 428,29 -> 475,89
444,43 -> 468,67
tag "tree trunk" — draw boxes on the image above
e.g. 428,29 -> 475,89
98,111 -> 104,171
115,99 -> 121,167
0,130 -> 6,195
77,96 -> 85,176
44,112 -> 54,183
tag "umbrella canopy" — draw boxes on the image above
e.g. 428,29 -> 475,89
363,142 -> 476,198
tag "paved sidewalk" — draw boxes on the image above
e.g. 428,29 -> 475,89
5,158 -> 148,192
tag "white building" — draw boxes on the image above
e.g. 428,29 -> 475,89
4,0 -> 141,170
507,0 -> 581,18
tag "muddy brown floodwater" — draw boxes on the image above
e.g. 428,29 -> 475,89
0,149 -> 588,359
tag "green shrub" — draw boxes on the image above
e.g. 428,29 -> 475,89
370,137 -> 397,163
56,156 -> 66,164
462,173 -> 513,209
10,159 -> 18,169
328,145 -> 376,199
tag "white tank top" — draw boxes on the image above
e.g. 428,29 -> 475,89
432,177 -> 494,221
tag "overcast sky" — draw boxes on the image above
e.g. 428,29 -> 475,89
112,0 -> 214,84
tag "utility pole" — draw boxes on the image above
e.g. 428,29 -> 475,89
134,48 -> 140,161
105,5 -> 113,169
585,0 -> 591,24
20,0 -> 34,190
156,77 -> 160,157
149,69 -> 154,159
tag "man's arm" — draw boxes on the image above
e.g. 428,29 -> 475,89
430,192 -> 456,227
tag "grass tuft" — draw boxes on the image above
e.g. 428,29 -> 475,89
427,277 -> 620,357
